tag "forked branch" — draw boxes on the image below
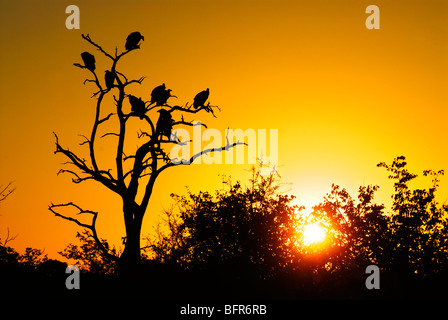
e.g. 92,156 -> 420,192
48,202 -> 119,262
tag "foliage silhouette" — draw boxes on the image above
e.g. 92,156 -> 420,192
48,156 -> 447,298
145,157 -> 448,298
305,184 -> 391,274
0,236 -> 69,299
377,157 -> 448,292
148,165 -> 300,281
3,156 -> 447,298
58,230 -> 119,275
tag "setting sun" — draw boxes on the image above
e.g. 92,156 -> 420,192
302,223 -> 326,246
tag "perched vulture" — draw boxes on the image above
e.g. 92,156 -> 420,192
128,95 -> 146,119
81,52 -> 95,72
151,84 -> 175,106
193,88 -> 209,109
104,70 -> 115,90
159,89 -> 173,106
125,32 -> 144,51
156,109 -> 173,140
150,83 -> 166,105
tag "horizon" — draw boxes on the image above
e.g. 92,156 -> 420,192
1,0 -> 447,263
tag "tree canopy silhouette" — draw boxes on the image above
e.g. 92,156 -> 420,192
148,166 -> 300,280
42,156 -> 448,298
146,157 -> 448,298
377,157 -> 448,280
49,33 -> 243,273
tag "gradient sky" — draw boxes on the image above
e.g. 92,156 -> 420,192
0,0 -> 447,260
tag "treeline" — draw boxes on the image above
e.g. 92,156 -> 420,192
142,156 -> 448,299
1,156 -> 447,299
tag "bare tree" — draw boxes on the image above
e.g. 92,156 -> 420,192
49,33 -> 243,271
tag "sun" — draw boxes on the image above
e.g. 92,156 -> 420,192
302,223 -> 326,246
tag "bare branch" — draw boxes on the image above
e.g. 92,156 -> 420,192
167,102 -> 220,118
97,170 -> 116,182
0,182 -> 15,203
100,132 -> 120,139
172,119 -> 208,129
123,154 -> 136,162
115,70 -> 128,83
83,79 -> 97,85
137,130 -> 151,139
53,132 -> 119,192
57,169 -> 95,184
188,141 -> 246,167
48,202 -> 119,262
78,135 -> 90,146
81,33 -> 136,68
73,63 -> 86,69
125,76 -> 146,87
91,89 -> 103,98
0,228 -> 17,246
98,112 -> 115,124
157,140 -> 247,176
82,34 -> 115,60
49,202 -> 95,229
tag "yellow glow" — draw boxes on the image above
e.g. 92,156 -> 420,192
302,223 -> 326,246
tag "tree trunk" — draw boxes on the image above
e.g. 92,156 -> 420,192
119,202 -> 143,275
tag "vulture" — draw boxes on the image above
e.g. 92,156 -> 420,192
104,70 -> 115,90
156,109 -> 173,140
125,32 -> 144,51
128,95 -> 146,119
81,52 -> 95,72
159,89 -> 173,106
150,83 -> 166,105
193,88 -> 209,109
151,84 -> 174,106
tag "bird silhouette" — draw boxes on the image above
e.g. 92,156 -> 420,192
151,84 -> 176,106
156,109 -> 173,140
128,95 -> 146,119
151,83 -> 166,105
125,32 -> 144,51
193,88 -> 209,109
81,52 -> 95,72
158,89 -> 174,106
104,70 -> 115,90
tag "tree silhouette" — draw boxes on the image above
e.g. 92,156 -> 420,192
298,156 -> 448,297
378,156 -> 448,280
303,184 -> 392,292
59,230 -> 119,275
146,157 -> 448,298
49,33 -> 243,272
149,165 -> 301,281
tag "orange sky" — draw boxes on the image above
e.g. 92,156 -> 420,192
0,0 -> 447,259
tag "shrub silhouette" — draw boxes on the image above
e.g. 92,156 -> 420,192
146,157 -> 448,298
149,166 -> 300,281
